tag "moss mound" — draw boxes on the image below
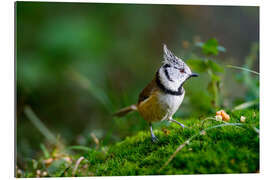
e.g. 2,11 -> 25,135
18,109 -> 259,177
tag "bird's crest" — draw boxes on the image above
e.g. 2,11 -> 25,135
163,44 -> 184,67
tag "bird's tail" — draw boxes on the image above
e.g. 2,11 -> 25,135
113,104 -> 138,117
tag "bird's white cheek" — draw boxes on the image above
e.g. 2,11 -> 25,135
177,74 -> 186,85
159,69 -> 181,91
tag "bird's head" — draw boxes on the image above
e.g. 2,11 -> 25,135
157,44 -> 199,93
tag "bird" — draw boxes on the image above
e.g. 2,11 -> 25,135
114,44 -> 199,142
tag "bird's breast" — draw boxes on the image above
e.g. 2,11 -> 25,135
137,89 -> 185,122
157,90 -> 185,117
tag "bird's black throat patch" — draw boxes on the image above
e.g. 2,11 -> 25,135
155,71 -> 184,96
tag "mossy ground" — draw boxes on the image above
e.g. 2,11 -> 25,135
17,109 -> 259,177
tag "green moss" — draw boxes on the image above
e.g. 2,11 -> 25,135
86,109 -> 259,176
18,109 -> 259,177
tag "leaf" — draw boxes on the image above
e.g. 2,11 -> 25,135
217,46 -> 226,52
196,40 -> 226,54
202,38 -> 219,56
206,60 -> 224,73
47,159 -> 69,177
186,59 -> 208,73
187,59 -> 223,74
211,73 -> 221,82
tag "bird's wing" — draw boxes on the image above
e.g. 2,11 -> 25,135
138,77 -> 158,104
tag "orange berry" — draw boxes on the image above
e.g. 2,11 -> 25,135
216,110 -> 230,122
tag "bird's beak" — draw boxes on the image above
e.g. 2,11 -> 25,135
190,73 -> 199,77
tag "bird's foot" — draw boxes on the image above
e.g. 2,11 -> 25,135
169,119 -> 188,128
177,122 -> 186,128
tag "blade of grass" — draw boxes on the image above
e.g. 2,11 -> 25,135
40,144 -> 50,159
66,68 -> 113,112
24,106 -> 58,145
233,99 -> 258,111
253,127 -> 260,134
67,146 -> 93,153
226,65 -> 259,75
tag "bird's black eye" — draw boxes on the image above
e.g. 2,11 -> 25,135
180,68 -> 185,73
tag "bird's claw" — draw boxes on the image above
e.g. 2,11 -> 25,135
178,122 -> 186,128
169,119 -> 188,129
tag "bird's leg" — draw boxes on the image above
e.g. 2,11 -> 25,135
168,117 -> 186,128
150,123 -> 159,143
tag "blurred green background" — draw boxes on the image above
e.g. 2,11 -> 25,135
16,2 -> 259,168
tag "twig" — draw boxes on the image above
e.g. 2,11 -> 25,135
159,123 -> 244,171
160,137 -> 192,171
200,117 -> 216,129
72,156 -> 85,176
226,65 -> 259,75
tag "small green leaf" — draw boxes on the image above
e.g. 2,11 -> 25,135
202,38 -> 219,55
47,159 -> 69,177
186,59 -> 208,73
211,73 -> 221,82
206,60 -> 224,73
217,46 -> 226,52
40,144 -> 50,159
